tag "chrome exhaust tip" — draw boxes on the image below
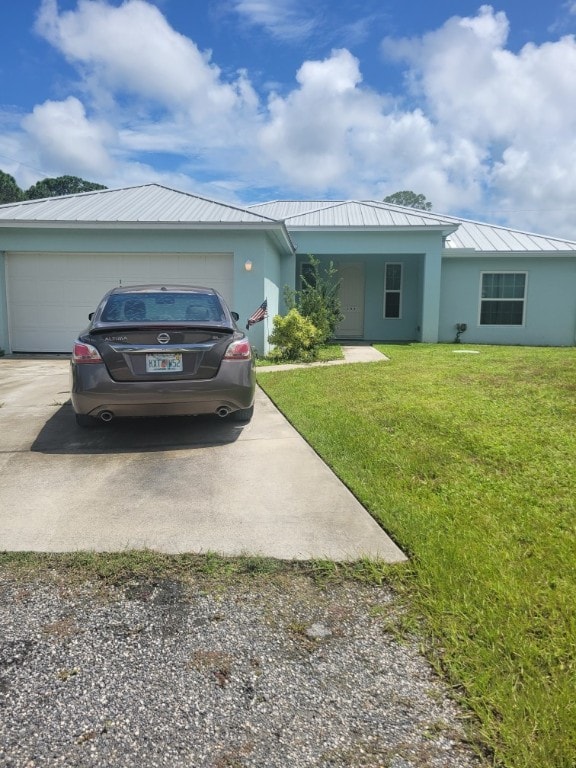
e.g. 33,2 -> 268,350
99,410 -> 114,423
216,406 -> 231,418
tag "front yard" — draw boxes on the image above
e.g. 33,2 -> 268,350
257,344 -> 576,768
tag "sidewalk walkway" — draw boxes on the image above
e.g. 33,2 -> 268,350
257,345 -> 388,372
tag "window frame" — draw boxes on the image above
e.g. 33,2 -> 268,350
478,271 -> 527,327
383,262 -> 403,320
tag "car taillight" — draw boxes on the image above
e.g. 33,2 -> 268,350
72,341 -> 103,364
223,338 -> 252,360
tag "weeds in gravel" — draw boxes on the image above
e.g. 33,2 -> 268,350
0,551 -> 393,588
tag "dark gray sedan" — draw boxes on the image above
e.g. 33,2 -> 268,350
71,285 -> 255,427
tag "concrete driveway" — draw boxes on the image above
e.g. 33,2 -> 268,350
0,358 -> 405,562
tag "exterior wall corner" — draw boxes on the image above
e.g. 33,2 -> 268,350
0,252 -> 8,353
420,248 -> 442,342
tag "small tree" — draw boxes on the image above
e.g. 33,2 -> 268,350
383,190 -> 432,211
0,170 -> 25,204
268,308 -> 321,361
284,256 -> 343,345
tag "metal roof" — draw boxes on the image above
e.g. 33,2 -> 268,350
0,184 -> 279,225
249,200 -> 456,230
250,199 -> 576,253
441,217 -> 576,253
2,185 -> 575,254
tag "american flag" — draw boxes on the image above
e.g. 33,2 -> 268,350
246,299 -> 268,330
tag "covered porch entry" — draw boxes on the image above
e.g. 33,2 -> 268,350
292,226 -> 445,344
297,251 -> 440,343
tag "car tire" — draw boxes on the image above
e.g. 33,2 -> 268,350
229,405 -> 254,422
75,413 -> 97,428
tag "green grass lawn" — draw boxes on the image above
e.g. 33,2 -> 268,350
257,344 -> 576,768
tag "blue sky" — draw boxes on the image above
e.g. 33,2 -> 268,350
2,0 -> 576,237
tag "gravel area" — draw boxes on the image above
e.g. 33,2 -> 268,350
0,570 -> 485,768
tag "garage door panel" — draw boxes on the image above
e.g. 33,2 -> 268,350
144,254 -> 185,280
7,252 -> 234,353
63,280 -> 117,306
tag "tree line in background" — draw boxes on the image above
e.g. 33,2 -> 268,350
0,169 -> 107,204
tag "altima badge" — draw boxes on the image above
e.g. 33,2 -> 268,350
157,333 -> 170,344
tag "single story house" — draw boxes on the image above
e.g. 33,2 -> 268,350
1,183 -> 575,355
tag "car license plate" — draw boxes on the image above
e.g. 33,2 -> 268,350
146,353 -> 183,373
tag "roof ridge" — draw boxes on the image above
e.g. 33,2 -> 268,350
275,199 -> 456,227
248,198 -> 456,225
281,200 -> 349,221
248,199 -> 343,207
363,199 -> 456,223
0,182 -> 282,223
144,184 -> 281,221
0,182 -> 158,209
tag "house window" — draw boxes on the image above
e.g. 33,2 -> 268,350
480,272 -> 526,325
384,263 -> 402,319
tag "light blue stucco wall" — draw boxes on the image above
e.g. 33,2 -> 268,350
0,227 -> 293,354
0,252 -> 7,353
4,221 -> 574,353
439,256 -> 576,346
241,235 -> 294,354
291,229 -> 443,342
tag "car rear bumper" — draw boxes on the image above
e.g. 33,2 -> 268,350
70,361 -> 255,418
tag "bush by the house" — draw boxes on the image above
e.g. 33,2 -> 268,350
284,256 -> 343,345
267,308 -> 321,361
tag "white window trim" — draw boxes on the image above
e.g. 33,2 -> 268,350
478,271 -> 528,327
383,262 -> 402,320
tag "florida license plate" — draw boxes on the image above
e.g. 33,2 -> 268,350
146,353 -> 183,372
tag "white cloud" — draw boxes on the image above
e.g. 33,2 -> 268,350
257,48 -> 484,207
26,0 -> 265,193
384,6 -> 576,144
35,0 -> 255,124
21,96 -> 115,178
380,5 -> 576,233
259,50 -> 375,187
232,0 -> 316,41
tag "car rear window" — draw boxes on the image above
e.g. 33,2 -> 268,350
100,292 -> 226,323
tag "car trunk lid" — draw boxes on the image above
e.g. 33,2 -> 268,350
87,326 -> 234,381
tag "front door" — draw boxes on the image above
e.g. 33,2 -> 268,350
336,263 -> 365,338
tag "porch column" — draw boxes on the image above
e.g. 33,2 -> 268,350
420,246 -> 442,343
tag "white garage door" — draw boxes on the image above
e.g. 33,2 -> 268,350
6,252 -> 234,353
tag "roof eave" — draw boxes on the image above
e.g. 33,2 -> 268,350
286,224 -> 459,235
0,218 -> 282,230
444,248 -> 576,257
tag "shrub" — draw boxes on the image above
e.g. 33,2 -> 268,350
284,256 -> 343,345
267,308 -> 321,361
